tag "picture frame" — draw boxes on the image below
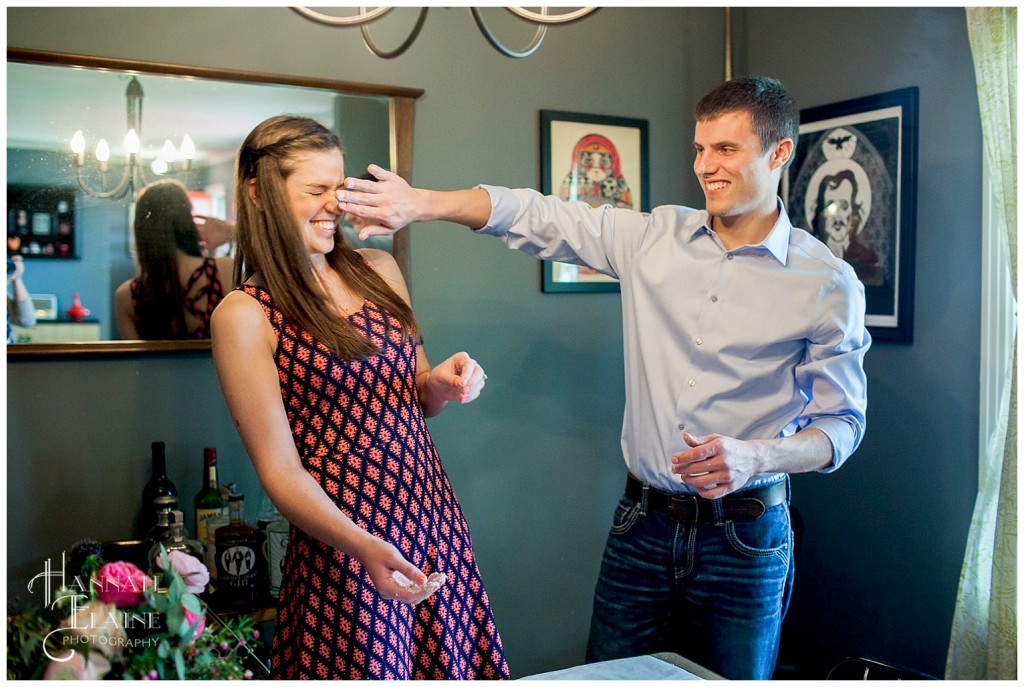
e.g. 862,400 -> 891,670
784,87 -> 918,343
540,110 -> 649,293
7,184 -> 77,259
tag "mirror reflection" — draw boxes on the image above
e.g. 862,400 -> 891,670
112,179 -> 234,340
6,52 -> 414,353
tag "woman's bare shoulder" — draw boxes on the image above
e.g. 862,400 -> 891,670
213,287 -> 264,324
358,248 -> 401,279
211,286 -> 278,355
113,278 -> 132,300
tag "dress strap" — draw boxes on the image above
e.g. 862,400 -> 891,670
181,258 -> 223,338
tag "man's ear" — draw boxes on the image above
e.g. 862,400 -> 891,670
771,138 -> 794,170
247,178 -> 261,209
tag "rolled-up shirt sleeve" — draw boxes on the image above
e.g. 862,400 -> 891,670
797,266 -> 870,472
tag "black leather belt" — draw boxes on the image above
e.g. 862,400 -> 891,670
625,473 -> 787,523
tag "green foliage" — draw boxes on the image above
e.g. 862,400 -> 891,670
6,602 -> 57,680
7,542 -> 260,680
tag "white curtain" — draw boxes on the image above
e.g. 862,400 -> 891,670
946,7 -> 1017,680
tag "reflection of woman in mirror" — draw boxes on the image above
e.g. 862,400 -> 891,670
211,116 -> 508,679
113,180 -> 234,339
7,255 -> 36,343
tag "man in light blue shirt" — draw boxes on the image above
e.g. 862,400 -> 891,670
337,76 -> 870,680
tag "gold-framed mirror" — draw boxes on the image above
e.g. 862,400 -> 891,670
6,48 -> 422,358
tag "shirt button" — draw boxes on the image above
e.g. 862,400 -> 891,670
710,295 -> 718,303
677,423 -> 686,431
727,254 -> 734,260
695,338 -> 703,346
688,379 -> 696,387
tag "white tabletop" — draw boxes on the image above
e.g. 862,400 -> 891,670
521,653 -> 722,680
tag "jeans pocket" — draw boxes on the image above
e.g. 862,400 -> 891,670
724,505 -> 791,561
609,497 -> 642,536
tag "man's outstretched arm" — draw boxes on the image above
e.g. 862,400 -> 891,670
337,164 -> 492,238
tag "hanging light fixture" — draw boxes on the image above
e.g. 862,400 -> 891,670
724,8 -> 733,81
292,7 -> 599,59
69,75 -> 196,200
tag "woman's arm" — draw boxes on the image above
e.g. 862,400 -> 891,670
113,281 -> 139,339
8,257 -> 35,328
211,289 -> 440,602
193,216 -> 236,256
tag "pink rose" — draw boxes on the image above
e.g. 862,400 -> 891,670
183,606 -> 206,641
94,561 -> 153,607
157,550 -> 210,594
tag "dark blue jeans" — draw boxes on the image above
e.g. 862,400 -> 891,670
585,483 -> 794,680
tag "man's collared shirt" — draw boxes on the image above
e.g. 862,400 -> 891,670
479,185 -> 870,494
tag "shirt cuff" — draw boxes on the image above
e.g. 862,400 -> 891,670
805,416 -> 858,473
474,184 -> 517,237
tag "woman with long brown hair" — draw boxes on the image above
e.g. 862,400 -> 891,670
211,115 -> 508,680
114,179 -> 232,339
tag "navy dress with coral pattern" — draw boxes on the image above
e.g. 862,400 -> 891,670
240,284 -> 509,680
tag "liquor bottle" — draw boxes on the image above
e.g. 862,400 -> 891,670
265,513 -> 290,597
257,493 -> 287,597
257,493 -> 280,531
214,492 -> 265,608
145,495 -> 179,549
204,513 -> 230,582
139,442 -> 177,537
147,510 -> 206,580
194,447 -> 225,543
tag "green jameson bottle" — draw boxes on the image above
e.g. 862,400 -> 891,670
194,447 -> 226,543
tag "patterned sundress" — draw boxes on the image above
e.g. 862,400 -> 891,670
240,284 -> 509,680
131,257 -> 223,338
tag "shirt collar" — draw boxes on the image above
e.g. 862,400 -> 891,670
690,197 -> 793,265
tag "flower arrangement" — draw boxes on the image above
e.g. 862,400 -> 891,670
7,539 -> 262,680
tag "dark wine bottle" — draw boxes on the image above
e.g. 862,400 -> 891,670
140,441 -> 177,537
194,447 -> 225,543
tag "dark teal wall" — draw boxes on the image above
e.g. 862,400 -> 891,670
737,8 -> 981,677
6,6 -> 980,679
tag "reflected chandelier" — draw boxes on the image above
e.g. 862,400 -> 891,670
69,75 -> 196,200
292,6 -> 599,59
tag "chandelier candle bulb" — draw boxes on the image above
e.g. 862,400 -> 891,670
95,139 -> 110,168
62,74 -> 196,200
124,128 -> 140,156
180,135 -> 195,165
161,139 -> 177,162
70,130 -> 85,164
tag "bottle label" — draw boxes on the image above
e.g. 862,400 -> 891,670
215,533 -> 261,600
195,508 -> 221,542
265,519 -> 290,596
204,517 -> 229,581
